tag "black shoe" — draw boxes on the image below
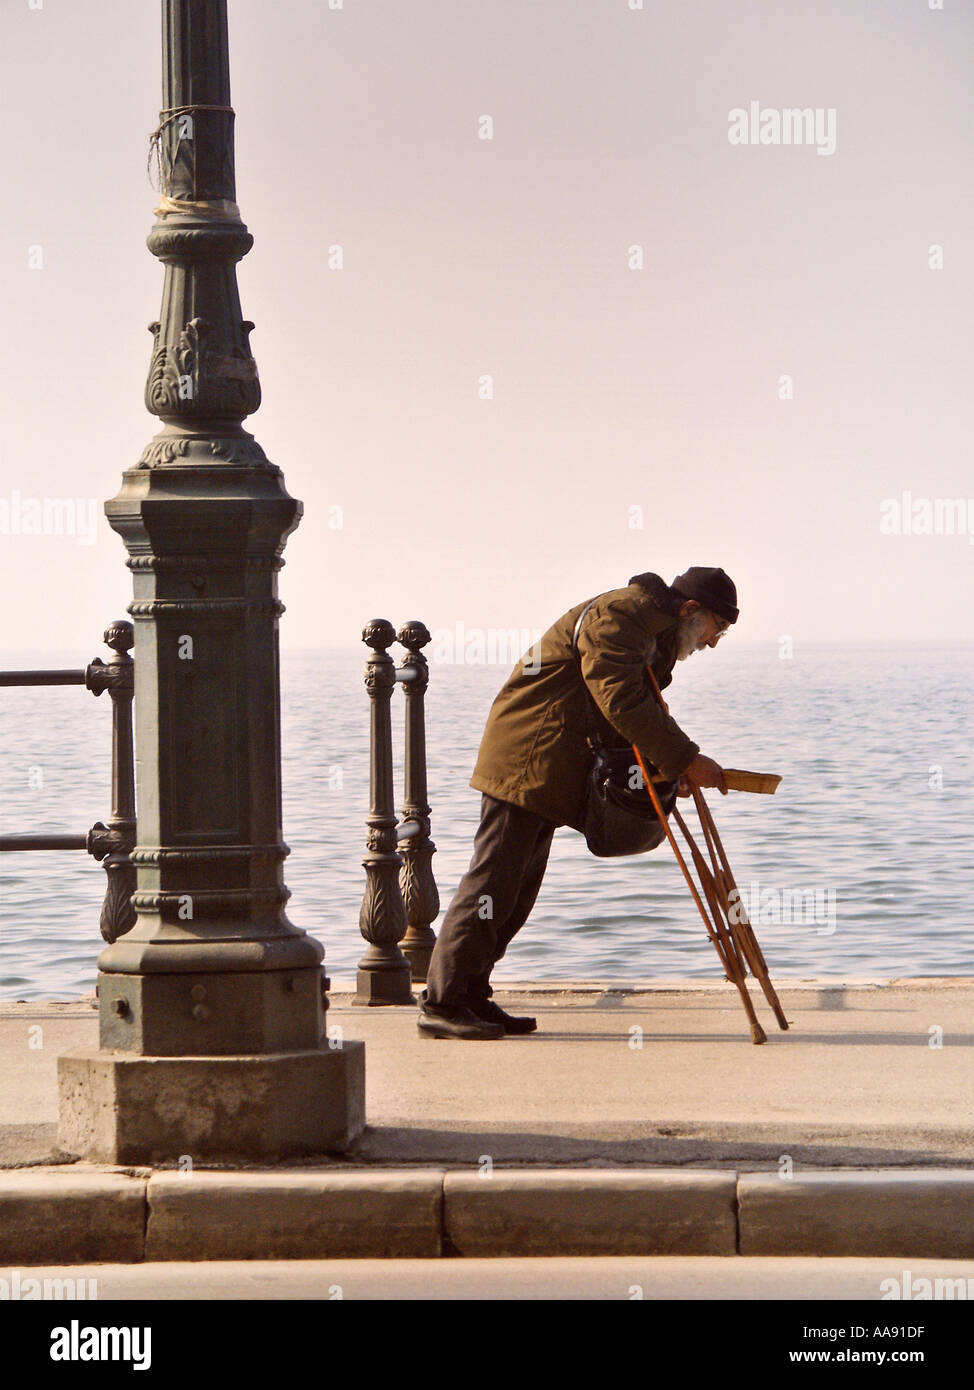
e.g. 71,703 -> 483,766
467,997 -> 537,1035
417,1004 -> 505,1040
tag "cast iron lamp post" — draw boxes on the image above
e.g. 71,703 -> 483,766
58,0 -> 364,1162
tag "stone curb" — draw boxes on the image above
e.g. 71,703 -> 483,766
145,1170 -> 442,1261
0,1169 -> 146,1265
444,1169 -> 737,1256
739,1170 -> 974,1259
4,1167 -> 974,1263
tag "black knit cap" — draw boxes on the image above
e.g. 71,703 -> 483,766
670,566 -> 739,624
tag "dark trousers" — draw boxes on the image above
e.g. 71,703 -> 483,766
424,794 -> 557,1007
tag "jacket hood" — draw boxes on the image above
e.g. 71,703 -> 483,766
627,571 -> 685,619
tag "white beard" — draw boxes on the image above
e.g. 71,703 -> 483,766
676,610 -> 711,660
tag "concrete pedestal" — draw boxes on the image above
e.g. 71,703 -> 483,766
57,1043 -> 365,1166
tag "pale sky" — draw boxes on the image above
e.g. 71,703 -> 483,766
1,0 -> 971,651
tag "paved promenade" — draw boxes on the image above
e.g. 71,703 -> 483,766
1,980 -> 973,1266
11,1256 -> 974,1301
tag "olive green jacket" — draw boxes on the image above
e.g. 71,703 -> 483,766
470,573 -> 700,829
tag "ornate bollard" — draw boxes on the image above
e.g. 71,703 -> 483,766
355,620 -> 413,1005
396,621 -> 439,983
85,621 -> 137,943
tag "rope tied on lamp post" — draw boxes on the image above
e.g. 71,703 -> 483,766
147,102 -> 242,218
147,104 -> 236,184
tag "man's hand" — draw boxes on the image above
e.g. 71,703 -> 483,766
682,754 -> 728,795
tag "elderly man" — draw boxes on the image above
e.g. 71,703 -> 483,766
418,566 -> 738,1040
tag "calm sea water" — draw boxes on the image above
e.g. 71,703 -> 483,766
1,643 -> 972,1001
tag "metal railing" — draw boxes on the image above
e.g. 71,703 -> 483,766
356,619 -> 440,1001
0,621 -> 137,944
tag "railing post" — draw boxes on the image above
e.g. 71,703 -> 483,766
354,620 -> 413,1005
396,621 -> 439,983
85,621 -> 137,943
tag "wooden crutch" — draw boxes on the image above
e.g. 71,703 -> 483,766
635,666 -> 789,1043
634,748 -> 769,1044
689,786 -> 789,1032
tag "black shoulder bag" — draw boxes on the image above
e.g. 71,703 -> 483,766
571,598 -> 680,858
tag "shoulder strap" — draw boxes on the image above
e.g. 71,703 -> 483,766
571,597 -> 601,658
573,596 -> 671,752
570,596 -> 604,751
573,595 -> 665,695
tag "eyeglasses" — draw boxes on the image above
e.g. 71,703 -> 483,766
711,616 -> 731,639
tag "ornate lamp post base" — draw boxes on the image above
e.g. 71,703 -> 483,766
95,969 -> 323,1054
58,1045 -> 364,1165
